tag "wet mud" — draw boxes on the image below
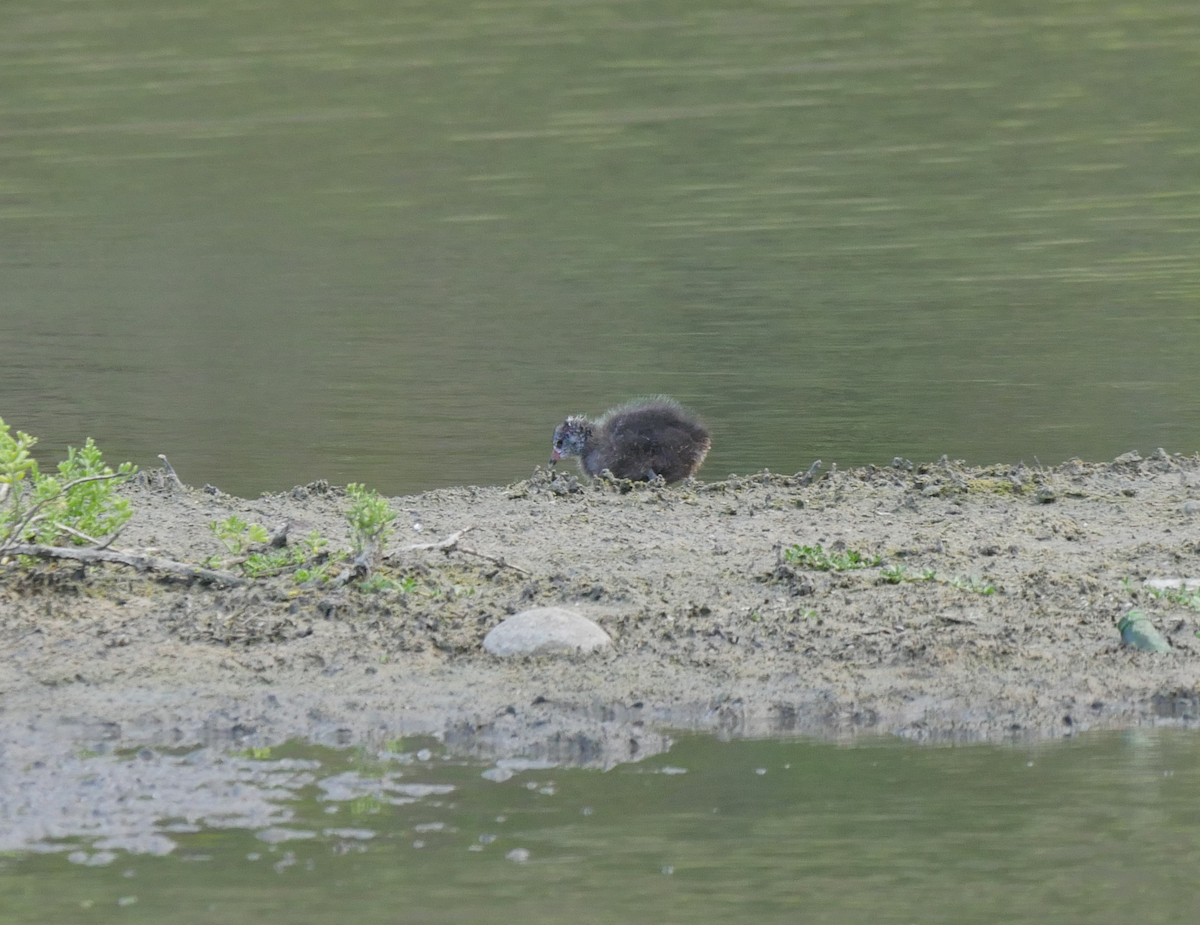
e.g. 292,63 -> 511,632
4,452 -> 1200,771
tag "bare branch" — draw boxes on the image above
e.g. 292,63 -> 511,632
57,525 -> 105,546
799,459 -> 823,486
457,545 -> 530,575
396,527 -> 473,553
386,526 -> 530,575
59,472 -> 129,492
94,526 -> 125,551
327,549 -> 375,589
3,543 -> 248,587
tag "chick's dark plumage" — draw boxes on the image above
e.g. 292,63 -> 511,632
550,397 -> 711,484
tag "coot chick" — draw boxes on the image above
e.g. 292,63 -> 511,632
550,397 -> 711,484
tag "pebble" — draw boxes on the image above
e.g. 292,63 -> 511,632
483,608 -> 612,657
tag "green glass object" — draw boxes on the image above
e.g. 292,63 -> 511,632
1118,611 -> 1172,652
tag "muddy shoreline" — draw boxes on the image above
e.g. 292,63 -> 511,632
4,453 -> 1200,766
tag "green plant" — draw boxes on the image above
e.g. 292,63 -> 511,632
1,420 -> 135,553
784,543 -> 880,571
346,483 -> 396,558
880,565 -> 938,585
242,547 -> 296,579
948,575 -> 996,595
52,439 -> 135,541
210,515 -> 270,555
358,574 -> 398,593
209,517 -> 341,583
1146,584 -> 1200,612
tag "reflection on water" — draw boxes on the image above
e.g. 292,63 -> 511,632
4,731 -> 1200,924
2,0 -> 1200,496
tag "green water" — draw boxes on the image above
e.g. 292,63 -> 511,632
3,0 -> 1200,496
3,732 -> 1200,923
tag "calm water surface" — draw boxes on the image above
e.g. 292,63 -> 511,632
2,0 -> 1200,495
3,731 -> 1200,923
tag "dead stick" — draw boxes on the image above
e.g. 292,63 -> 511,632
457,545 -> 530,575
4,543 -> 248,587
799,459 -> 823,486
94,527 -> 125,552
387,527 -> 530,575
158,455 -> 186,490
58,525 -> 105,546
396,527 -> 473,553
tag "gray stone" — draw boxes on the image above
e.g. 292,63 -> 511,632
483,608 -> 612,657
1143,578 -> 1200,591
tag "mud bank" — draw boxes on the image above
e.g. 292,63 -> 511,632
3,452 -> 1200,766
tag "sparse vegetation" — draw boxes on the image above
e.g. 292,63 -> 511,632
947,575 -> 996,596
211,516 -> 270,555
784,543 -> 880,571
1144,584 -> 1200,612
1123,579 -> 1200,642
879,564 -> 938,585
878,563 -> 993,594
207,517 -> 343,582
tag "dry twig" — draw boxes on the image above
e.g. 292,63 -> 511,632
798,459 -> 823,486
3,543 -> 248,586
157,454 -> 186,490
386,526 -> 530,575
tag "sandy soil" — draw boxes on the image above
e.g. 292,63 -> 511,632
3,452 -> 1200,765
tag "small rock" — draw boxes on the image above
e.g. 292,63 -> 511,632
1035,487 -> 1057,504
483,608 -> 612,657
1182,501 -> 1200,516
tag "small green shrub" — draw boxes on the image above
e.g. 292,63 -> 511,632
346,483 -> 396,558
1,419 -> 135,552
209,517 -> 341,582
210,516 -> 270,555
